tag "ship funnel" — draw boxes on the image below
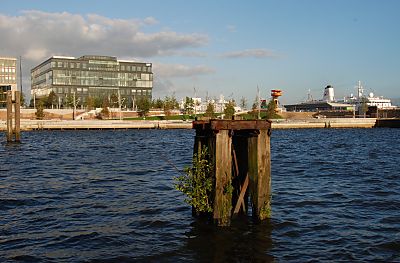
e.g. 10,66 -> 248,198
323,85 -> 335,102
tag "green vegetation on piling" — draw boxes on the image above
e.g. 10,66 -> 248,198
174,147 -> 214,213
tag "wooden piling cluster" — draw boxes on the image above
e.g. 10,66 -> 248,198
4,90 -> 21,142
192,120 -> 271,226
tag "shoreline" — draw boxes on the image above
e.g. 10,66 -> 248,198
0,118 -> 383,131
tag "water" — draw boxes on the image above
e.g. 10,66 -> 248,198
1,128 -> 399,262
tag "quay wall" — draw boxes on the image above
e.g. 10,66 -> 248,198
0,118 -> 378,131
271,118 -> 377,129
0,120 -> 192,131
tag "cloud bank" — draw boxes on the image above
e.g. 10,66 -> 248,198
153,63 -> 215,78
0,10 -> 208,62
220,48 -> 278,59
0,10 -> 212,95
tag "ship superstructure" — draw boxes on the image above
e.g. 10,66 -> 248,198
345,81 -> 395,109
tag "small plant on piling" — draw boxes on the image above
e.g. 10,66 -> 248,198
174,147 -> 214,213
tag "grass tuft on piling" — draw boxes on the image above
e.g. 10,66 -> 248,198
174,147 -> 214,213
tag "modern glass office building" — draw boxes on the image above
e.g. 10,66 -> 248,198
0,57 -> 17,107
31,55 -> 153,108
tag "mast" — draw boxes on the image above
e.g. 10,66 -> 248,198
307,89 -> 313,101
357,80 -> 364,99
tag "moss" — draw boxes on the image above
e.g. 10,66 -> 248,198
259,201 -> 272,220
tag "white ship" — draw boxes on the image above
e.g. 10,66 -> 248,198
344,81 -> 396,109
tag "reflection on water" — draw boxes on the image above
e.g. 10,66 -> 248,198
1,129 -> 400,262
179,219 -> 273,262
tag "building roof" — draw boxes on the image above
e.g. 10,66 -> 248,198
0,57 -> 17,60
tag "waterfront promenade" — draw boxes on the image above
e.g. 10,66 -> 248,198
0,118 -> 378,131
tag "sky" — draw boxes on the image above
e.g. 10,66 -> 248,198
1,0 -> 399,104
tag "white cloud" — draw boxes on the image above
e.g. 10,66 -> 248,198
143,16 -> 159,25
153,63 -> 215,78
0,10 -> 208,62
220,48 -> 279,59
0,10 -> 209,96
24,48 -> 49,61
227,25 -> 237,33
151,63 -> 215,98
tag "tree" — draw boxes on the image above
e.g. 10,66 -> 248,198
163,95 -> 179,117
251,95 -> 261,119
46,91 -> 58,109
204,102 -> 215,118
184,97 -> 194,115
240,96 -> 247,110
252,95 -> 259,111
100,97 -> 110,119
136,96 -> 151,117
223,101 -> 236,119
110,93 -> 119,108
94,96 -> 103,108
20,92 -> 26,107
65,94 -> 74,109
35,100 -> 45,119
261,99 -> 281,120
153,98 -> 164,109
86,96 -> 95,111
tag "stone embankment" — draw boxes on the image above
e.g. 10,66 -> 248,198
0,120 -> 193,131
0,118 -> 378,131
271,118 -> 377,129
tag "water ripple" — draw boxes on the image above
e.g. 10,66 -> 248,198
0,128 -> 399,262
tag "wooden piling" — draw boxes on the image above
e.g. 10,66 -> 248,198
5,90 -> 21,143
192,120 -> 271,226
213,129 -> 232,226
248,129 -> 271,220
6,91 -> 13,142
14,91 -> 21,142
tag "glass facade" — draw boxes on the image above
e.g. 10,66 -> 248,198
31,55 -> 153,108
0,57 -> 17,108
0,57 -> 17,89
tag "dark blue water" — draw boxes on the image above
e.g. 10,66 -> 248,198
1,129 -> 399,262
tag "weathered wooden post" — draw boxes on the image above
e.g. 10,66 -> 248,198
247,128 -> 271,220
5,90 -> 21,143
6,91 -> 13,142
192,120 -> 271,226
15,91 -> 21,142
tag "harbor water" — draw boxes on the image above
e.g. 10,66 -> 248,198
1,129 -> 399,262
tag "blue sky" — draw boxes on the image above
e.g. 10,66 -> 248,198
1,0 -> 399,104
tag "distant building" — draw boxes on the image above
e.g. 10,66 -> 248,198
31,55 -> 153,108
179,95 -> 243,114
0,57 -> 17,107
285,85 -> 354,113
284,101 -> 354,112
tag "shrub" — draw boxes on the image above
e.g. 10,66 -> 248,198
174,147 -> 214,213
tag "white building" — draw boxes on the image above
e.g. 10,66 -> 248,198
0,57 -> 17,92
180,94 -> 243,114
